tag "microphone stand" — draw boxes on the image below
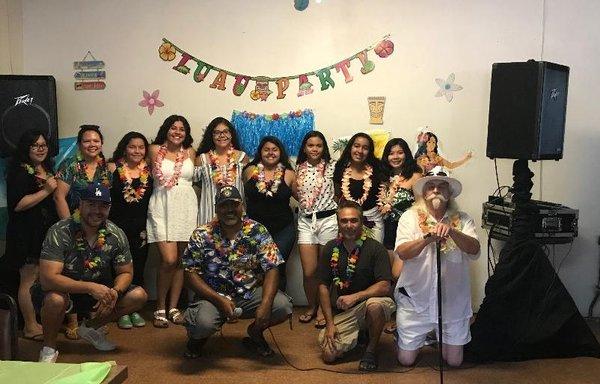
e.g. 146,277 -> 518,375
436,240 -> 444,384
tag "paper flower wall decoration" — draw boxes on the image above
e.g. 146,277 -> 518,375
159,43 -> 176,61
138,90 -> 164,115
435,73 -> 463,102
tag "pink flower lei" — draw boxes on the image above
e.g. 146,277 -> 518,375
297,160 -> 326,211
154,145 -> 184,188
341,164 -> 373,205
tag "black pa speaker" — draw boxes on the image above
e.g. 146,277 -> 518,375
0,75 -> 59,158
486,60 -> 569,160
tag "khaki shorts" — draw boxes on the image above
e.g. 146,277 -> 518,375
318,297 -> 396,355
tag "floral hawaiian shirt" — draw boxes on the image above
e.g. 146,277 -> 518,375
182,217 -> 283,300
40,218 -> 132,286
56,155 -> 112,213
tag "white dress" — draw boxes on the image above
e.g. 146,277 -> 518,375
147,157 -> 198,243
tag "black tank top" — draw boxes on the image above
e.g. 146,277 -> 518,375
244,174 -> 293,234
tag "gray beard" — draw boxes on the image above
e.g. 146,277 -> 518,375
432,197 -> 444,210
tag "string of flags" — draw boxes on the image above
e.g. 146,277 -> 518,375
158,35 -> 394,101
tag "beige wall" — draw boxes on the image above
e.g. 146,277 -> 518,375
8,0 -> 600,313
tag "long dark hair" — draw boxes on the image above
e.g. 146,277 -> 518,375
152,115 -> 193,148
245,136 -> 294,171
111,132 -> 150,162
196,117 -> 242,154
381,138 -> 422,180
296,131 -> 331,165
415,131 -> 438,159
333,132 -> 384,182
10,130 -> 54,172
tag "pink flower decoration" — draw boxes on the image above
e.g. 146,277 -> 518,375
138,90 -> 164,115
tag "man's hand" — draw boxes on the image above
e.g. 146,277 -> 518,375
322,324 -> 340,355
336,294 -> 359,311
255,302 -> 272,330
92,287 -> 118,318
88,283 -> 114,305
217,296 -> 236,319
429,222 -> 451,241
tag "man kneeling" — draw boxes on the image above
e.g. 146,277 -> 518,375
317,200 -> 395,371
34,183 -> 147,363
182,186 -> 293,358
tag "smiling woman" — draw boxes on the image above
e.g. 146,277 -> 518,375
146,115 -> 197,329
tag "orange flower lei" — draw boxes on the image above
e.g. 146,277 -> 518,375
296,160 -> 326,211
417,208 -> 462,252
208,146 -> 237,187
117,159 -> 150,203
251,163 -> 285,197
76,151 -> 110,186
341,164 -> 373,205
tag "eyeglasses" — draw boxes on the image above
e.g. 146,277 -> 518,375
425,170 -> 447,177
213,130 -> 231,138
30,144 -> 48,150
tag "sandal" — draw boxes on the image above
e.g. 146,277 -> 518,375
358,350 -> 378,371
65,325 -> 79,340
299,309 -> 317,323
153,310 -> 169,328
168,308 -> 186,325
314,318 -> 326,329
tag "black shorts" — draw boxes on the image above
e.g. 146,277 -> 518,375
30,282 -> 137,317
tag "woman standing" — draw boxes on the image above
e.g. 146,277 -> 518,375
54,124 -> 111,339
333,132 -> 385,242
195,117 -> 248,224
378,138 -> 422,278
294,131 -> 337,327
4,131 -> 58,341
108,132 -> 153,329
243,136 -> 296,292
55,125 -> 111,218
147,115 -> 197,328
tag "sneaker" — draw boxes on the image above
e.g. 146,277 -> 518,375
78,321 -> 117,351
39,346 -> 59,363
117,315 -> 133,329
130,312 -> 146,327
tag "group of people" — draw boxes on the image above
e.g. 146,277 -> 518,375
2,114 -> 480,371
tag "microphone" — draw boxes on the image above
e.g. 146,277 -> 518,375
232,307 -> 243,318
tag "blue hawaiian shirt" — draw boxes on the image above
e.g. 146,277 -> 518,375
182,217 -> 283,299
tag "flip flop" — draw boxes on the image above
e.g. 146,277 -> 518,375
22,333 -> 44,342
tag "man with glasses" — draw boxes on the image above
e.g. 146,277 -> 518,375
394,166 -> 480,367
33,182 -> 147,362
182,185 -> 292,359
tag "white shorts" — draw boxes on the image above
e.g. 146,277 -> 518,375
396,305 -> 471,351
297,213 -> 338,245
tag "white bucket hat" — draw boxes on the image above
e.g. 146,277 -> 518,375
413,166 -> 462,198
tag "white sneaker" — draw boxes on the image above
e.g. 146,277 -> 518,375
39,346 -> 59,363
77,321 -> 116,351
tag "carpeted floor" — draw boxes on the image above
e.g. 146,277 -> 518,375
16,306 -> 600,384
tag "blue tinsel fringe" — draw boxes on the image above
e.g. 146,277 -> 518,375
232,109 -> 314,158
